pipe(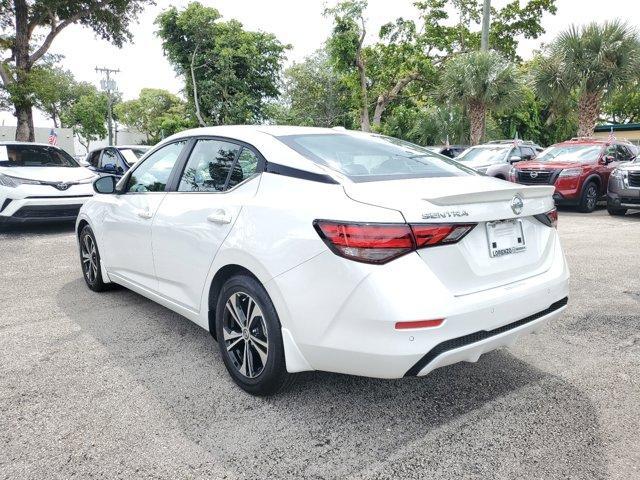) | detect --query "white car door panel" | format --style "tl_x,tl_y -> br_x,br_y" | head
101,140 -> 187,291
151,139 -> 261,312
